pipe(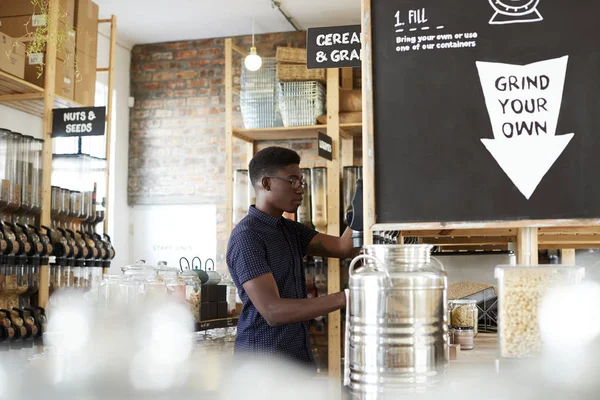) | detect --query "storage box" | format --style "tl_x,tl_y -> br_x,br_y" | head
0,0 -> 74,25
0,32 -> 25,78
24,52 -> 74,98
0,16 -> 74,61
217,302 -> 228,319
276,47 -> 306,64
74,0 -> 98,57
495,265 -> 585,358
277,63 -> 326,84
74,49 -> 95,105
